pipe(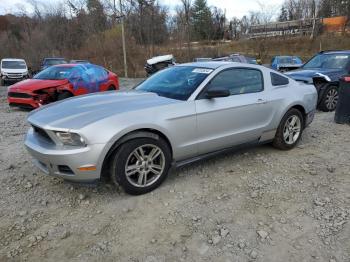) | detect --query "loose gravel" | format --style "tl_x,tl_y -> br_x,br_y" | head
0,79 -> 349,262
